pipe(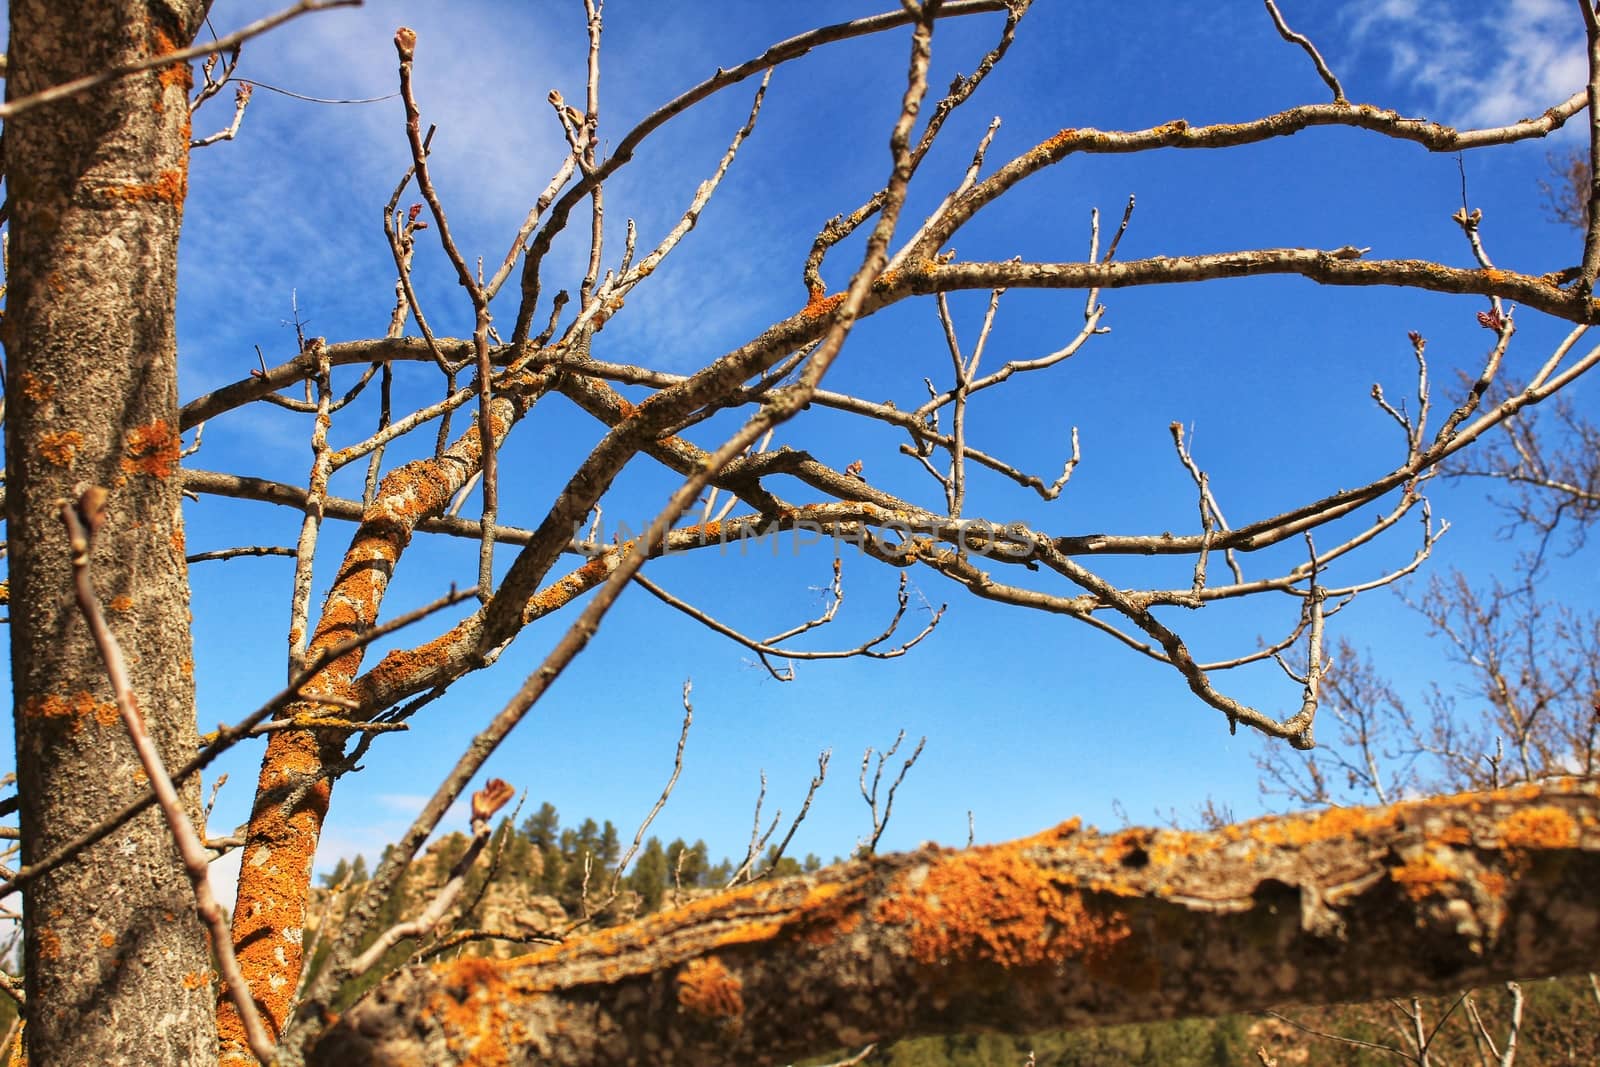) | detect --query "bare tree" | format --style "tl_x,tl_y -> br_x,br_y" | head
1542,145 -> 1591,231
8,3 -> 1600,1065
